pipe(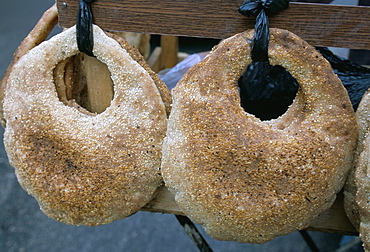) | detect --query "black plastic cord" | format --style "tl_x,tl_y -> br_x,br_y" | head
76,0 -> 95,56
